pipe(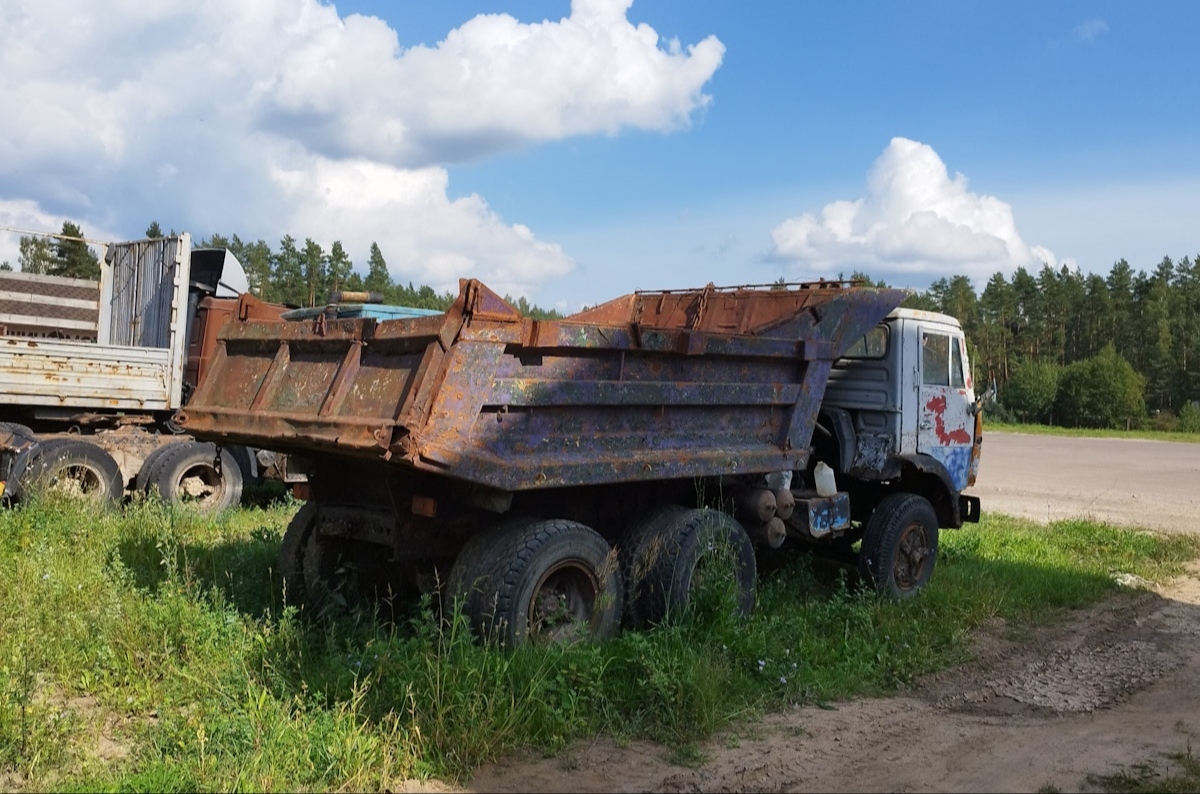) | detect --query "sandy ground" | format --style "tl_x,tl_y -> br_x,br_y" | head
426,433 -> 1200,793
